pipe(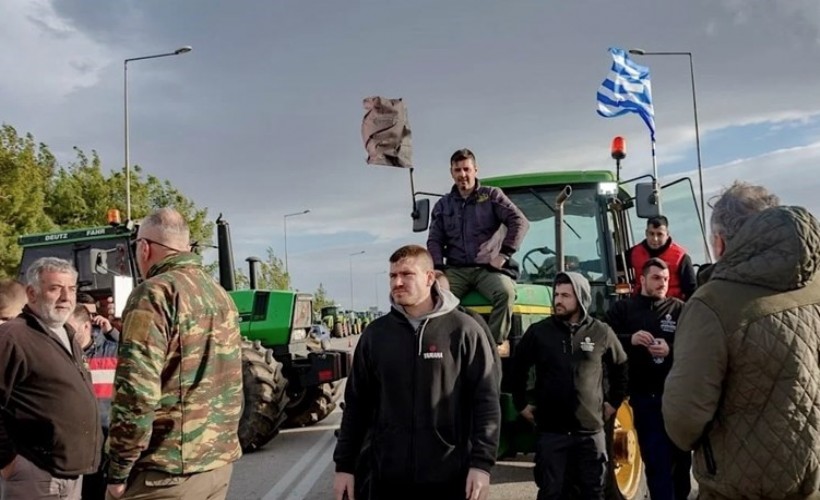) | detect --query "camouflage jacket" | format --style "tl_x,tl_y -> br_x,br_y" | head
107,252 -> 243,483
